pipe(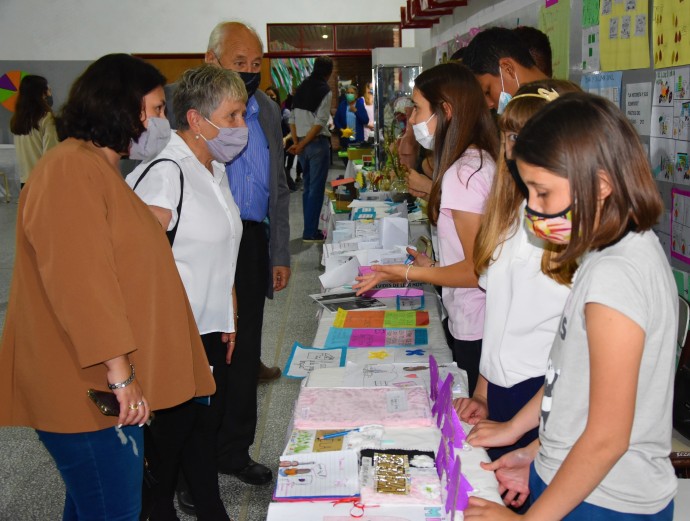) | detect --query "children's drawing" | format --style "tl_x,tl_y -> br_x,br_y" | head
284,343 -> 347,379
